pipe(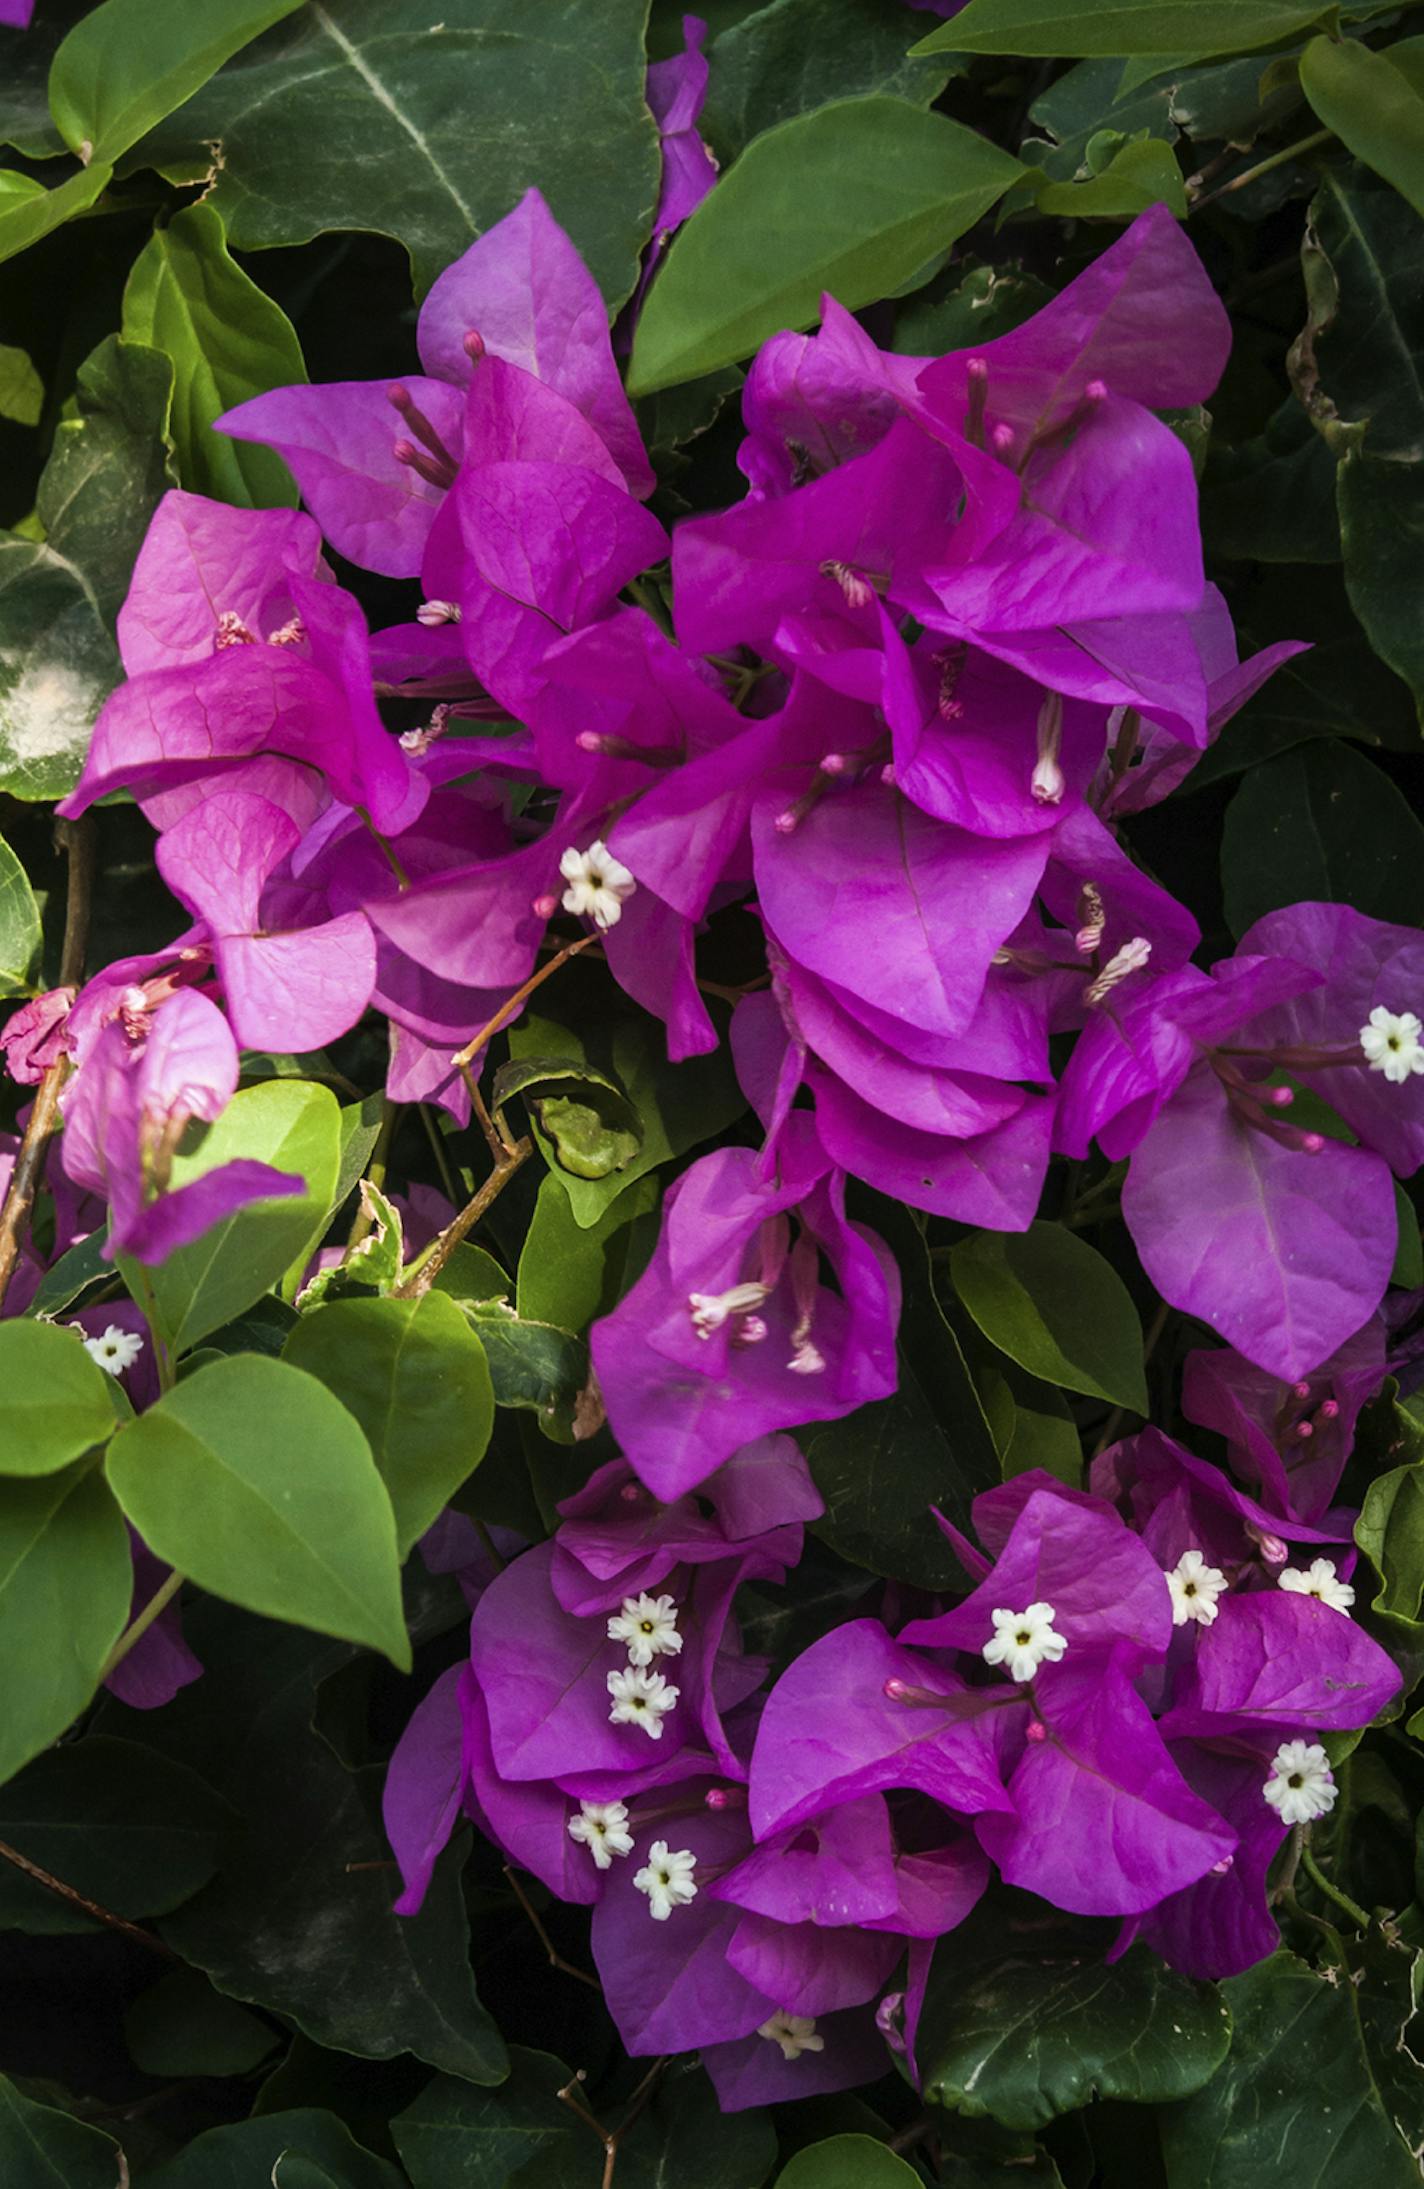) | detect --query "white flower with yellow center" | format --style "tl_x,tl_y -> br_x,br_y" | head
1359,1006 -> 1424,1085
633,1840 -> 697,1919
1263,1740 -> 1337,1826
74,1323 -> 144,1377
607,1664 -> 679,1740
1165,1548 -> 1229,1628
1278,1558 -> 1355,1615
758,2011 -> 825,2061
558,841 -> 635,930
566,1799 -> 634,1871
607,1592 -> 683,1669
981,1603 -> 1066,1684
